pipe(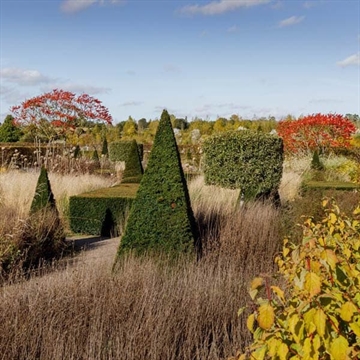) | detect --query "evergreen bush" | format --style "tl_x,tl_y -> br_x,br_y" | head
30,166 -> 57,214
121,139 -> 143,183
115,109 -> 198,258
203,131 -> 284,202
